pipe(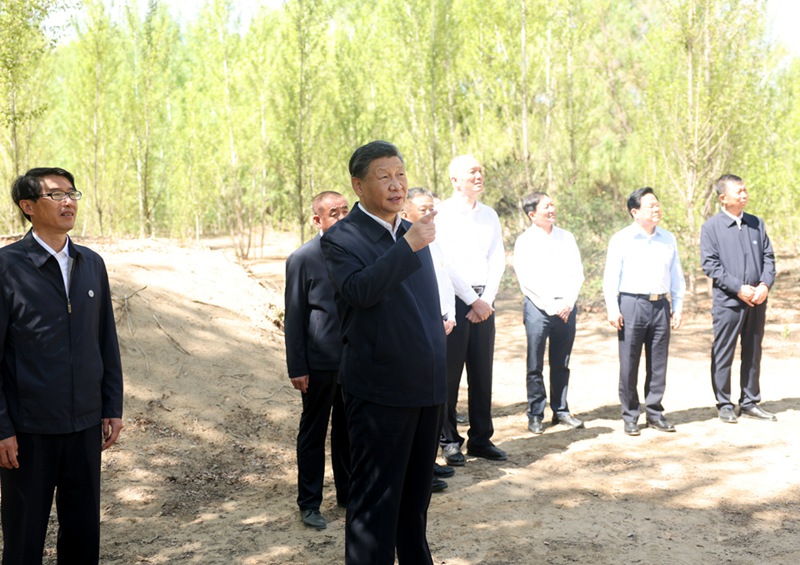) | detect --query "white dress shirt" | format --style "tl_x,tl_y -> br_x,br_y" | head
32,231 -> 73,295
430,242 -> 456,321
357,202 -> 403,240
435,197 -> 505,306
513,224 -> 583,315
602,222 -> 686,318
